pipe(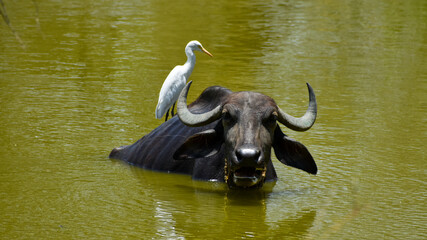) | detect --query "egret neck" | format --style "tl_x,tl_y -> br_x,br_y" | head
183,46 -> 197,80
